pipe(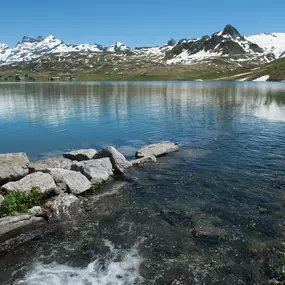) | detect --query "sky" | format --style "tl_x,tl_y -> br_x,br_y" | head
1,0 -> 285,48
